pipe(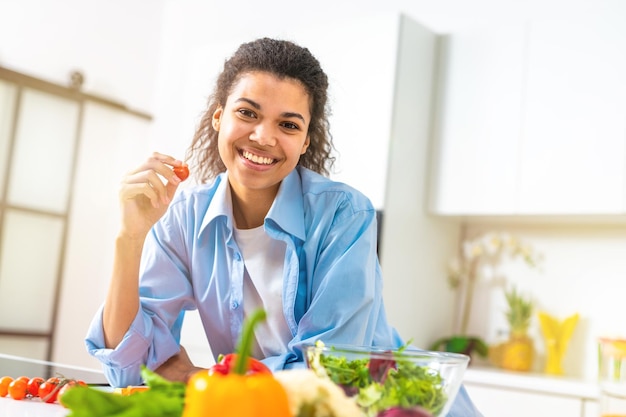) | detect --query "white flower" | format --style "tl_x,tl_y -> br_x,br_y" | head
457,231 -> 539,267
448,231 -> 541,335
274,369 -> 364,417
